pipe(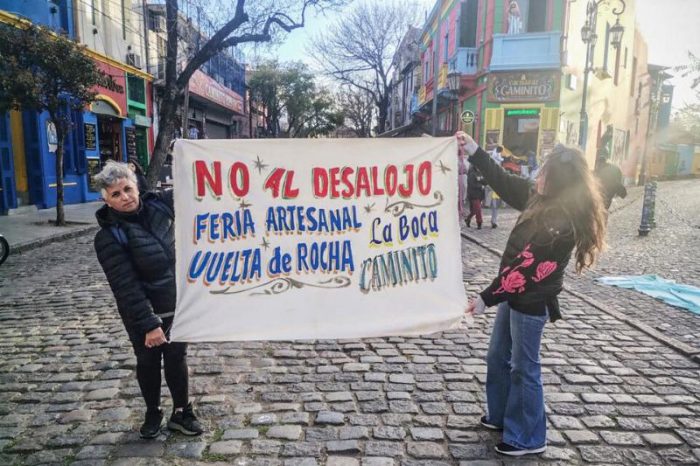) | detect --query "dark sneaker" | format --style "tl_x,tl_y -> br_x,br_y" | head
495,442 -> 546,456
480,415 -> 502,431
491,223 -> 498,228
168,403 -> 204,436
139,408 -> 163,439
